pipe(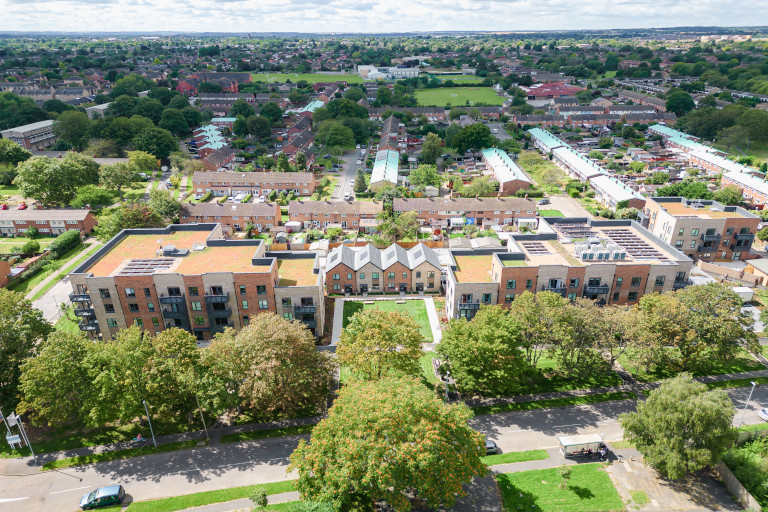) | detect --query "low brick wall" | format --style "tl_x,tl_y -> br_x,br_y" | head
714,460 -> 762,511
